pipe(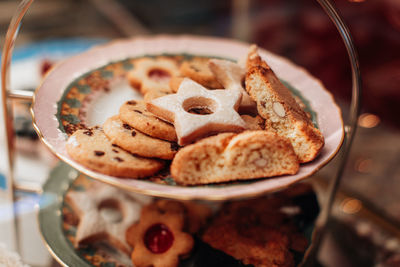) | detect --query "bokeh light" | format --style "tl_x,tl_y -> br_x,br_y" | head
358,113 -> 380,128
341,198 -> 363,214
